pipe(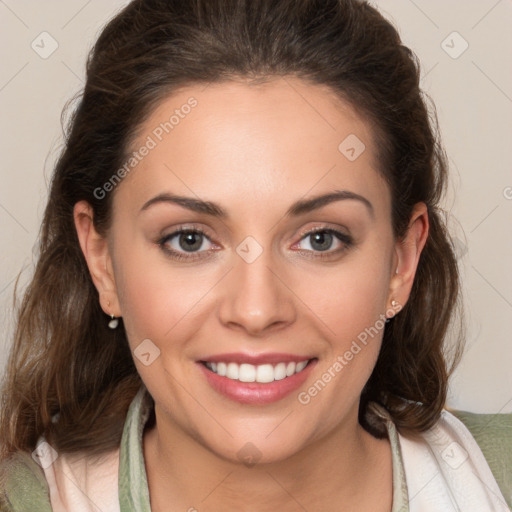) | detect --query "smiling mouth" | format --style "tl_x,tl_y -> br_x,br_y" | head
201,359 -> 316,384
